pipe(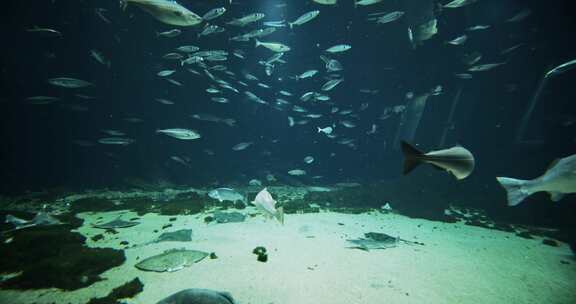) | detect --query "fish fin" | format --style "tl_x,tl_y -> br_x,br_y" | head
276,206 -> 284,224
549,192 -> 565,202
545,158 -> 561,172
496,177 -> 532,206
400,141 -> 424,175
255,39 -> 261,48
